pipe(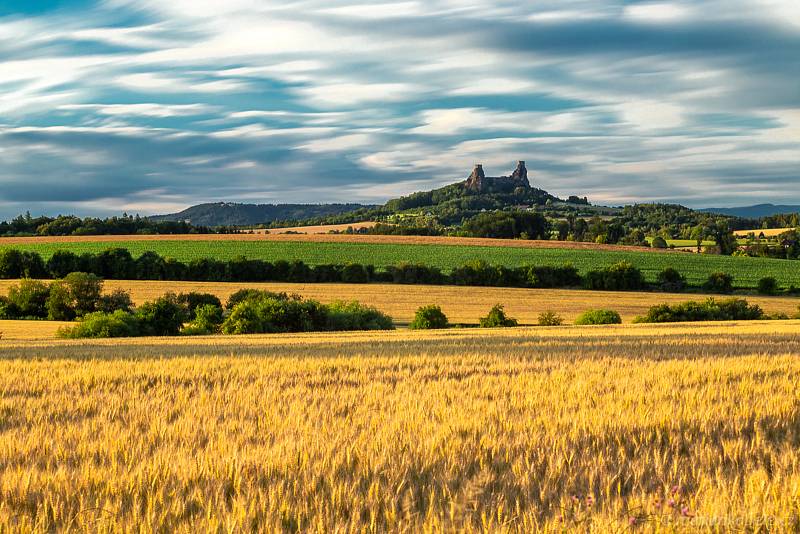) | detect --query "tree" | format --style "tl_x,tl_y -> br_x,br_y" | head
711,221 -> 738,255
7,279 -> 50,318
463,211 -> 549,240
409,305 -> 449,330
46,272 -> 104,321
134,293 -> 187,336
555,220 -> 570,240
479,304 -> 518,328
690,225 -> 708,253
63,272 -> 103,316
46,251 -> 81,278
